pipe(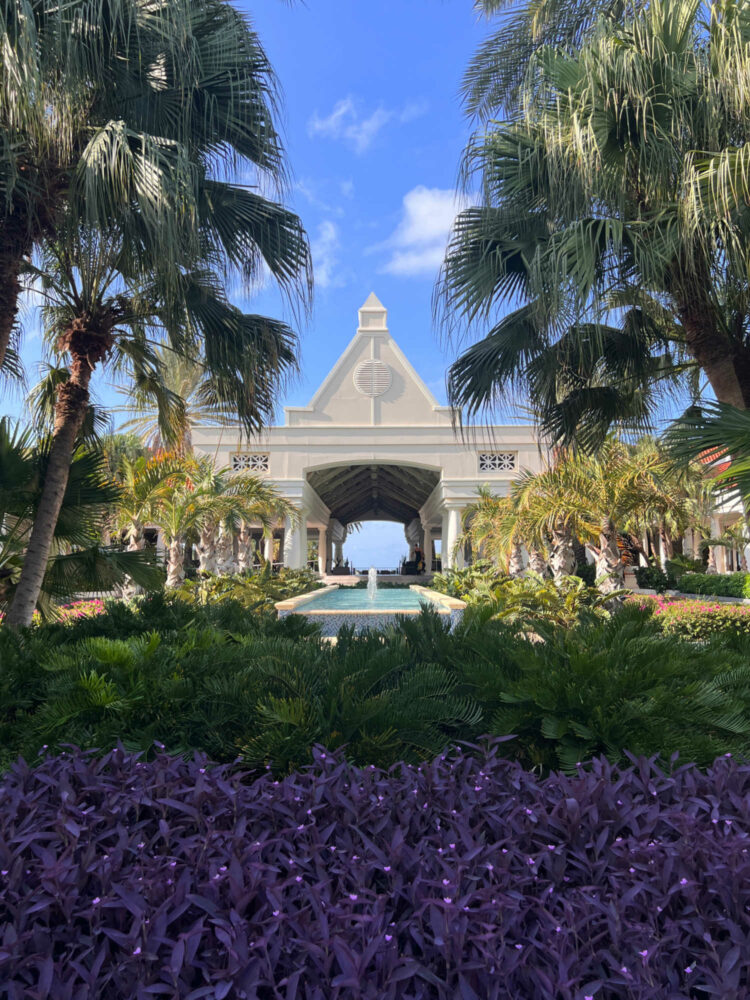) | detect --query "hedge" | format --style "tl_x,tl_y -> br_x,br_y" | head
634,596 -> 750,640
2,745 -> 750,998
678,571 -> 750,599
